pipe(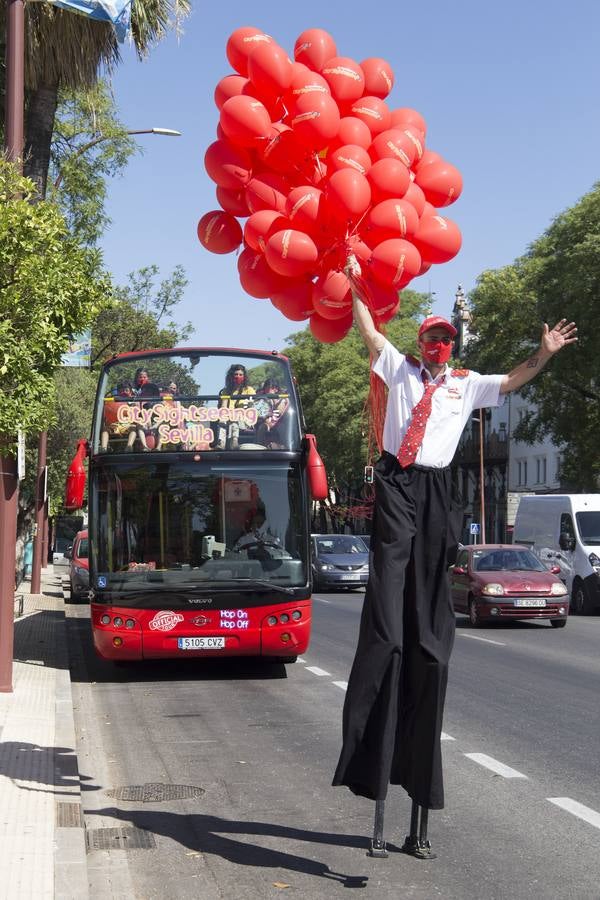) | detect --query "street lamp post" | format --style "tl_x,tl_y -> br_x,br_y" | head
29,125 -> 182,595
